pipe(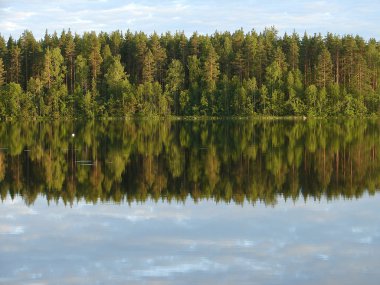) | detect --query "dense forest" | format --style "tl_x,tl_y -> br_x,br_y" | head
0,28 -> 380,118
1,120 -> 379,205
